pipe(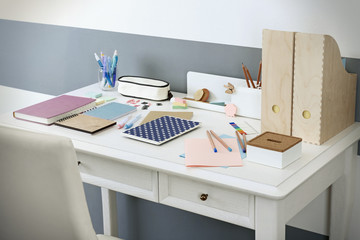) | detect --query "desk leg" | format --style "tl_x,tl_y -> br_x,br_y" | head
329,144 -> 357,240
101,188 -> 118,237
255,197 -> 285,240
